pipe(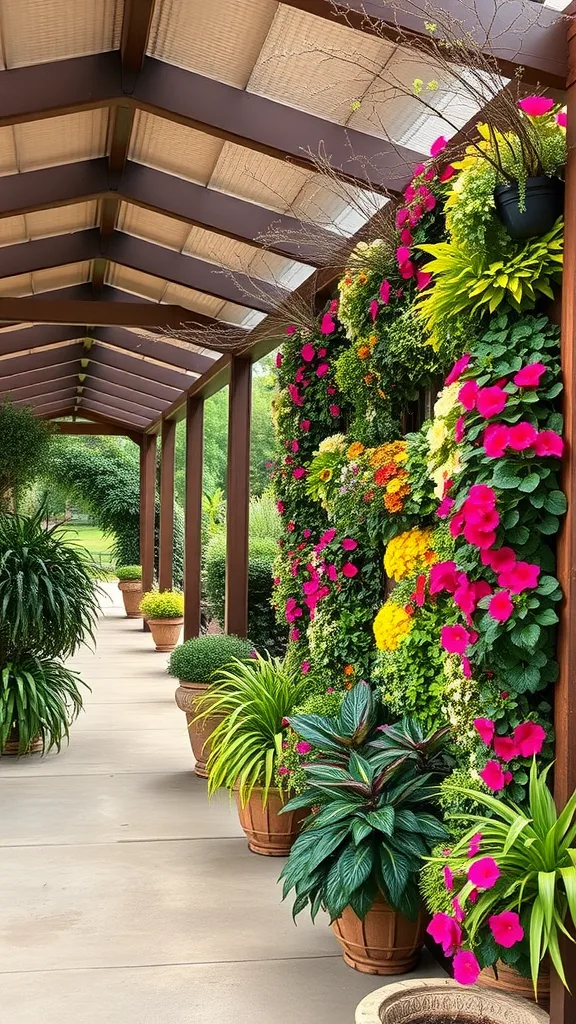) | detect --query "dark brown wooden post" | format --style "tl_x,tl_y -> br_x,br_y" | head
140,432 -> 157,629
225,356 -> 252,636
550,24 -> 576,1024
184,395 -> 204,639
159,418 -> 176,592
